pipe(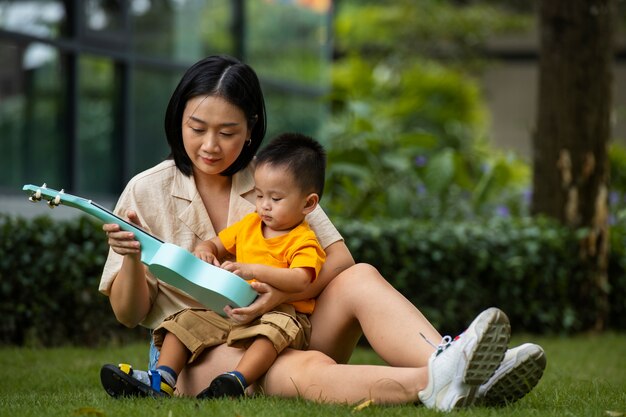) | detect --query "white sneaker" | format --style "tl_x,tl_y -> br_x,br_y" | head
418,307 -> 511,412
476,343 -> 546,406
